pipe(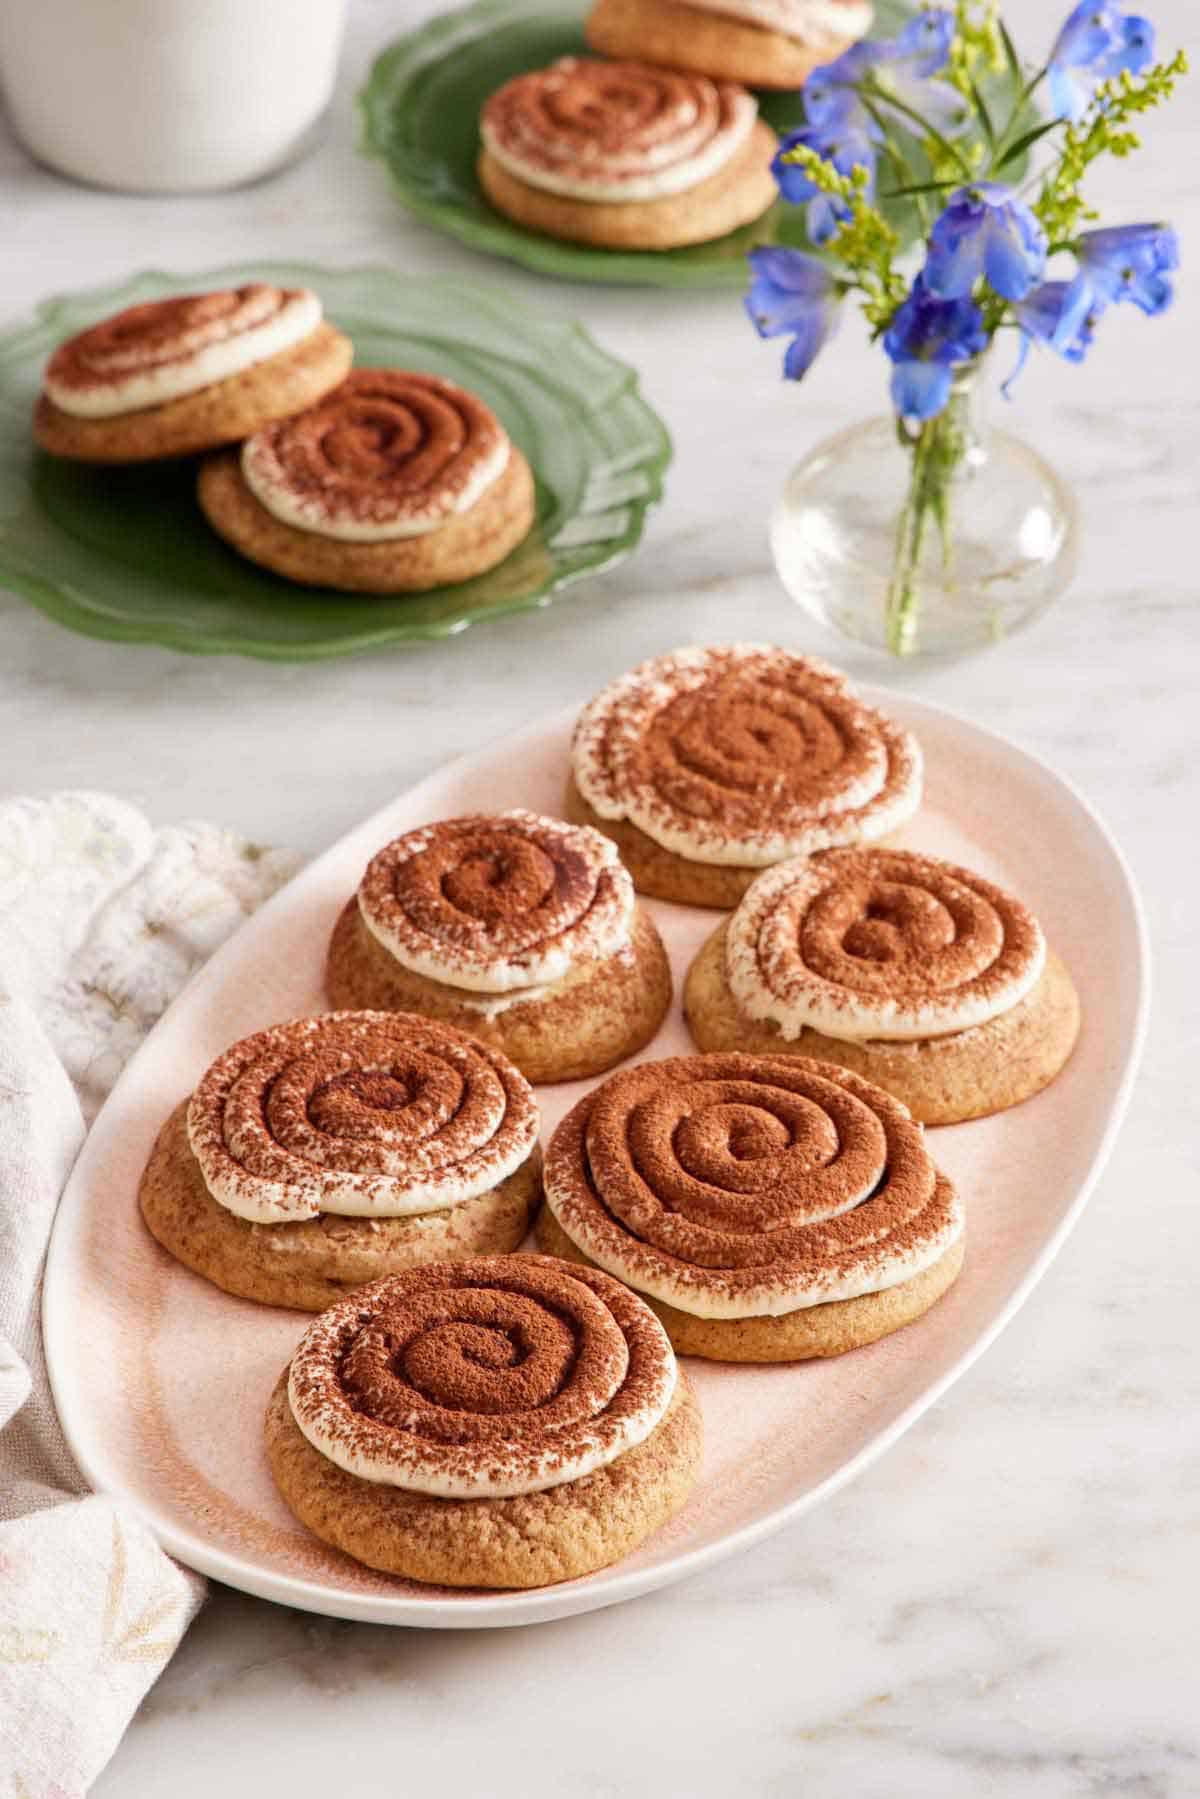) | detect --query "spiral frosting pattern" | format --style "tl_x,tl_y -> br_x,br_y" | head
240,370 -> 511,542
545,1054 -> 961,1317
187,1012 -> 538,1225
726,849 -> 1047,1042
572,644 -> 922,867
44,285 -> 323,419
481,58 -> 757,202
357,810 -> 635,995
286,1256 -> 677,1497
